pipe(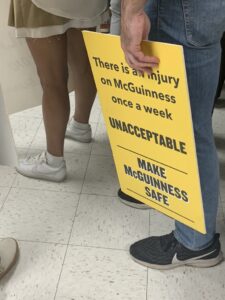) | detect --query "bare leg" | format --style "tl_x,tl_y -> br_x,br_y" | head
26,34 -> 69,156
67,28 -> 97,124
